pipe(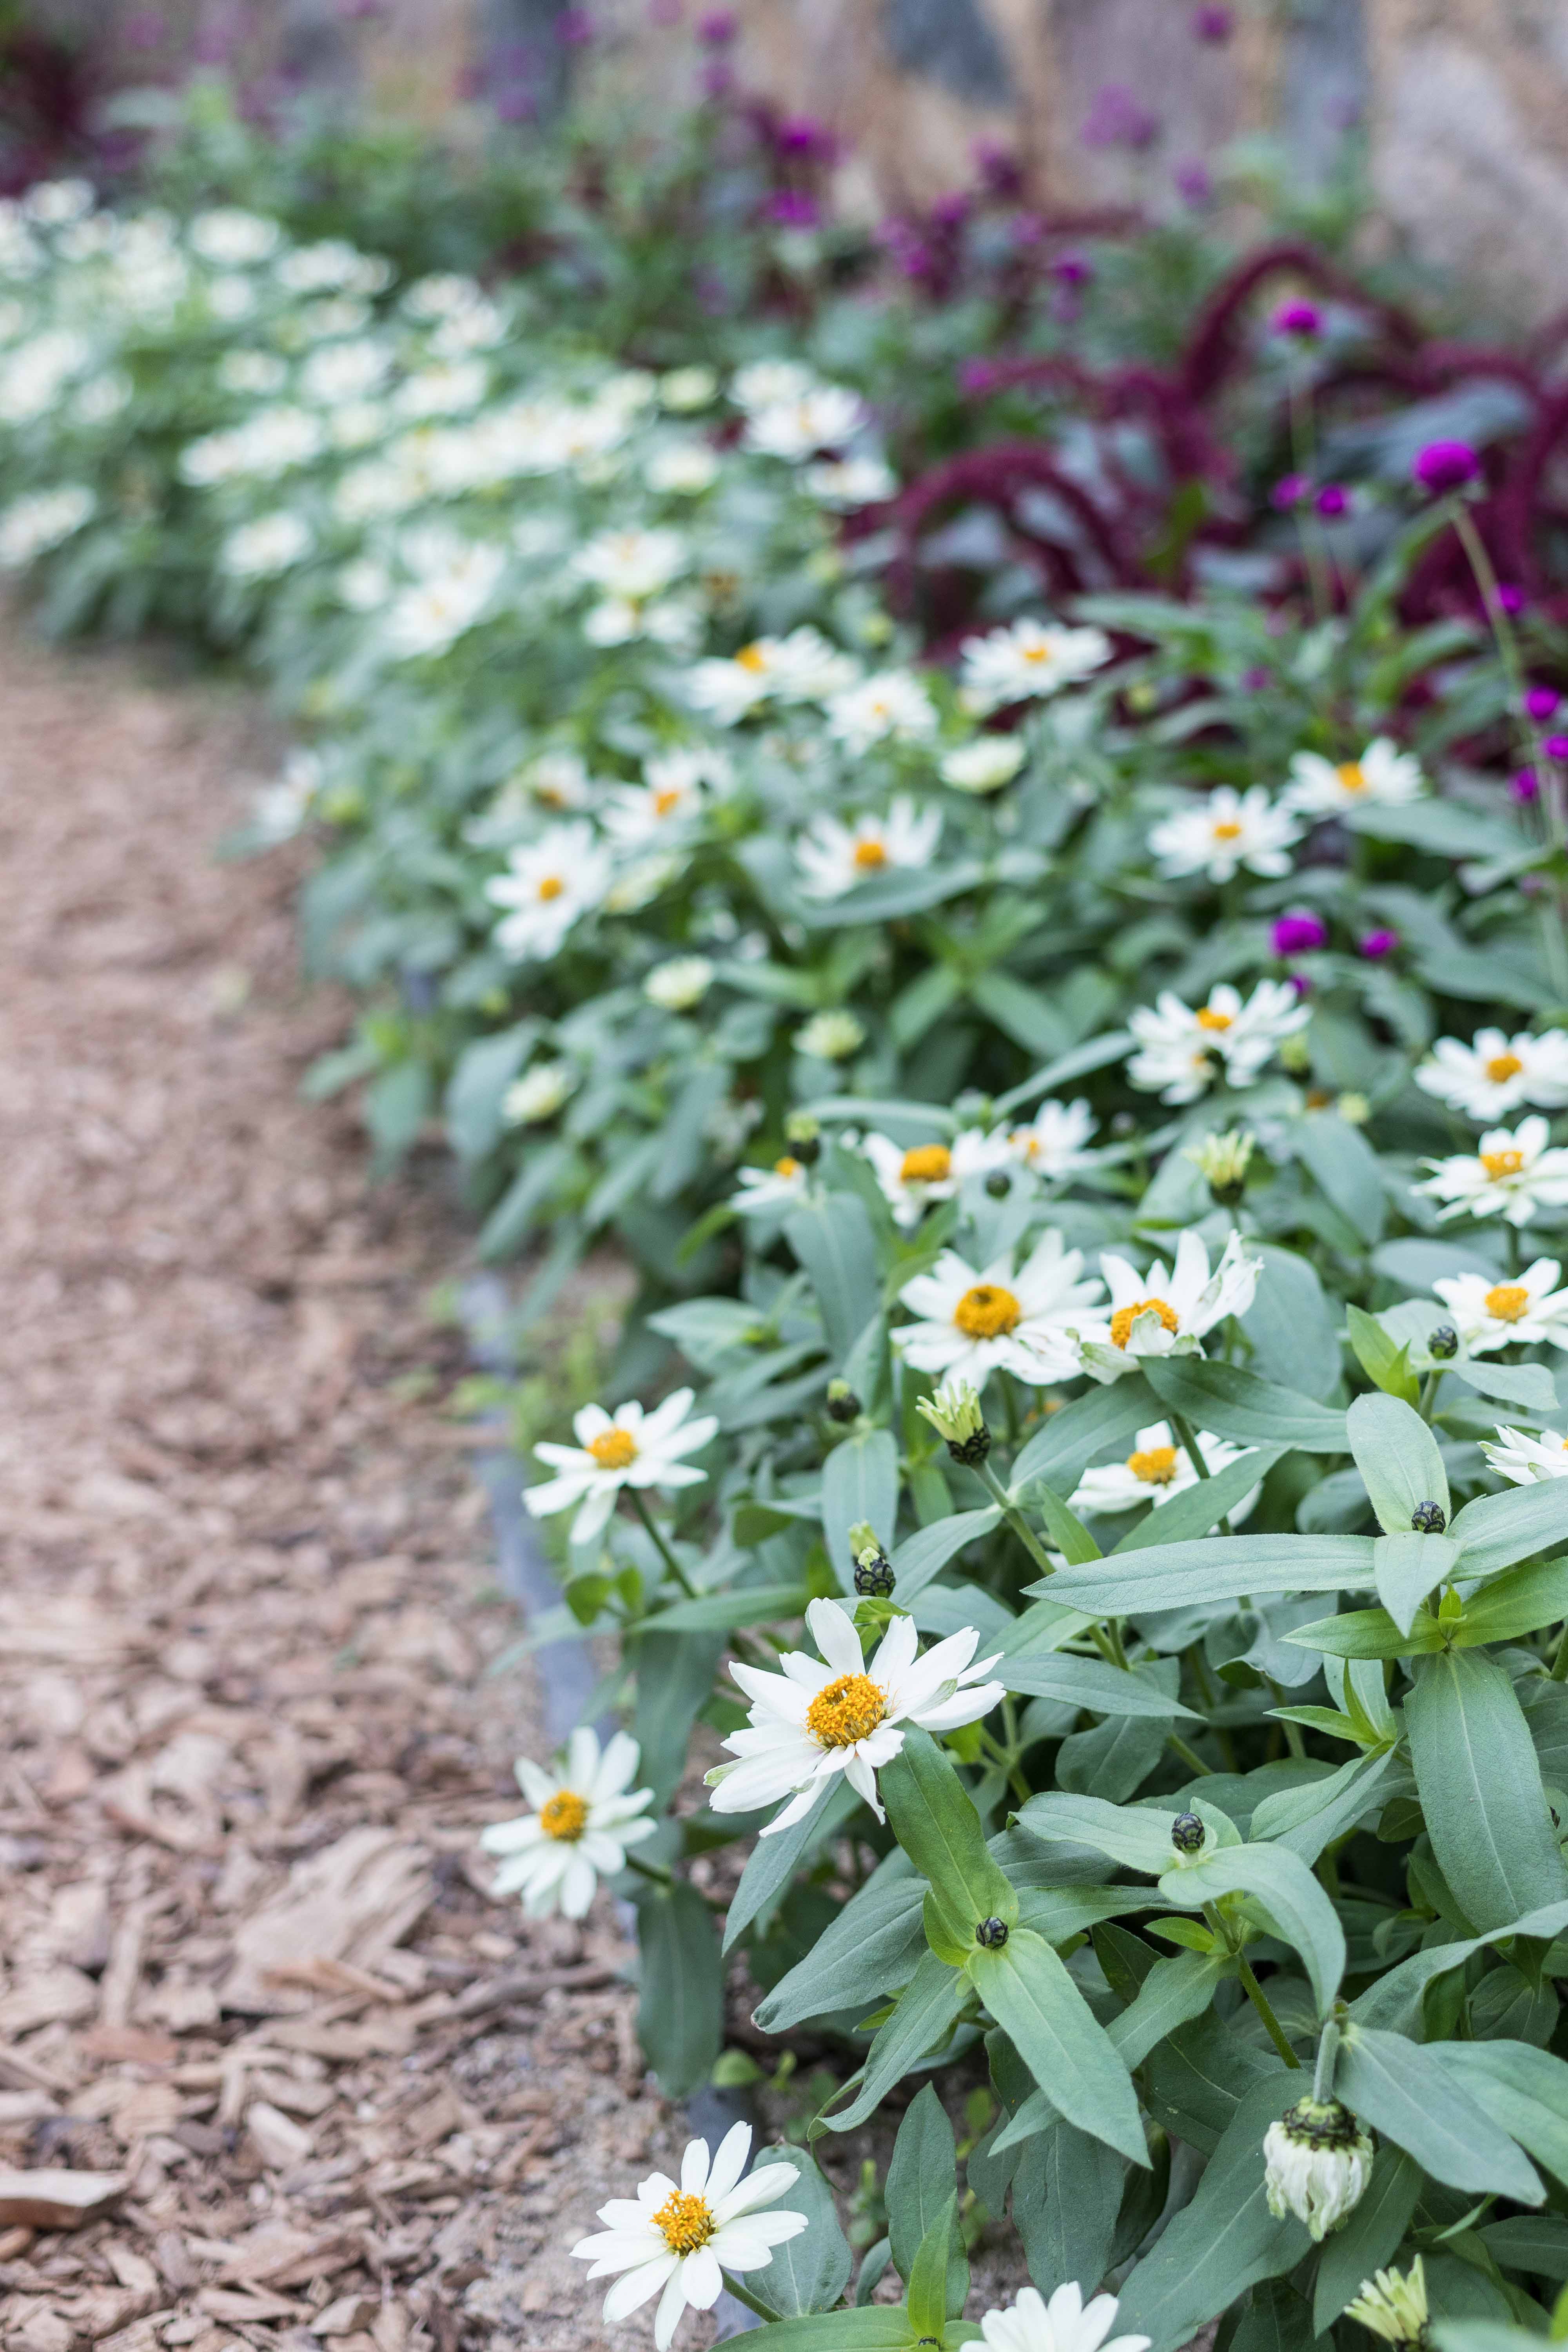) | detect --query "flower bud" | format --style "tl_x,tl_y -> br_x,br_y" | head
1170,1810 -> 1205,1854
785,1111 -> 822,1165
825,1379 -> 860,1424
1410,1499 -> 1446,1534
1428,1323 -> 1458,1359
975,1917 -> 1009,1947
985,1169 -> 1011,1197
1346,2258 -> 1428,2346
1262,2097 -> 1374,2241
916,1378 -> 991,1466
848,1522 -> 896,1598
1185,1127 -> 1255,1207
